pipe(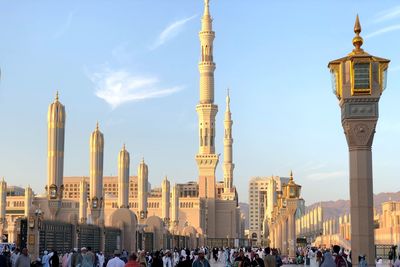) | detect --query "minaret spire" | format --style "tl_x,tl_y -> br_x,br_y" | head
223,88 -> 234,192
196,0 -> 218,238
47,92 -> 65,202
202,0 -> 212,32
89,122 -> 104,224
